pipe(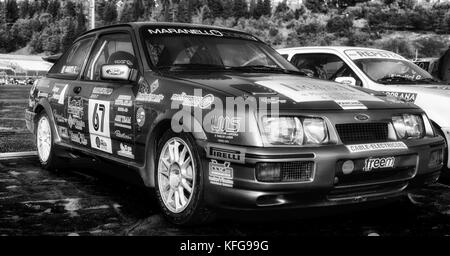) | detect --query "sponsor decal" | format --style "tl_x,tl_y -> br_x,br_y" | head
115,123 -> 132,129
53,110 -> 67,124
346,142 -> 408,153
90,134 -> 112,153
61,65 -> 79,74
345,50 -> 404,60
117,107 -> 129,113
68,97 -> 84,119
51,84 -> 68,105
207,147 -> 245,164
70,131 -> 88,146
113,59 -> 134,66
136,79 -> 164,103
67,115 -> 85,131
37,91 -> 48,98
58,126 -> 69,138
335,100 -> 367,110
260,97 -> 287,104
117,143 -> 135,159
364,157 -> 395,172
148,28 -> 224,37
211,116 -> 240,141
88,99 -> 111,152
171,92 -> 214,109
115,95 -> 133,107
255,80 -> 382,103
383,91 -> 417,103
114,130 -> 133,140
115,115 -> 131,124
92,87 -> 113,95
136,107 -> 146,127
209,160 -> 233,188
